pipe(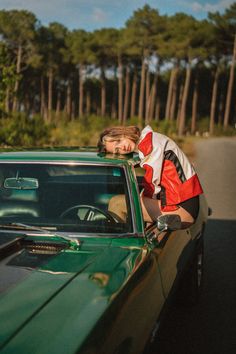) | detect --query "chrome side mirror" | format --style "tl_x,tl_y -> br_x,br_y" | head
157,214 -> 182,232
148,214 -> 182,244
